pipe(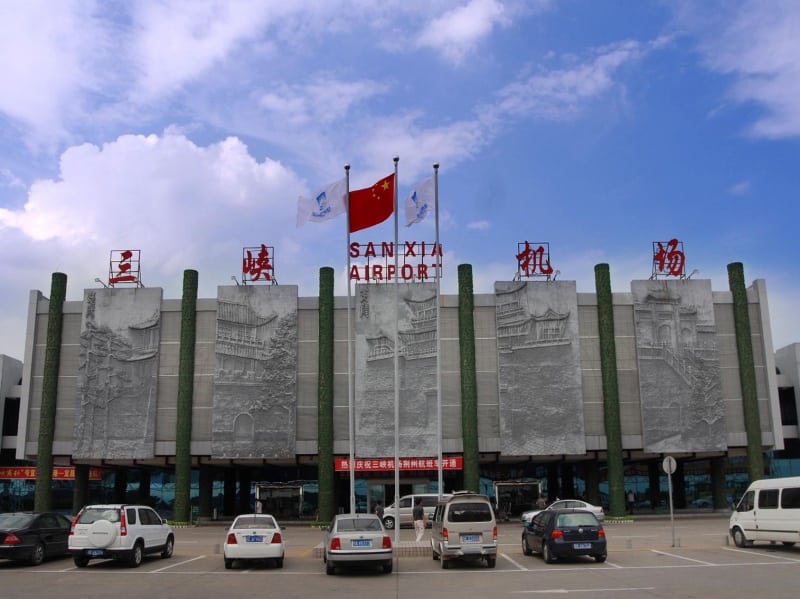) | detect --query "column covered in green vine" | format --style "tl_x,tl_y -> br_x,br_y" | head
34,272 -> 67,512
174,269 -> 198,522
594,264 -> 625,517
317,267 -> 335,522
727,262 -> 764,482
458,264 -> 479,493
